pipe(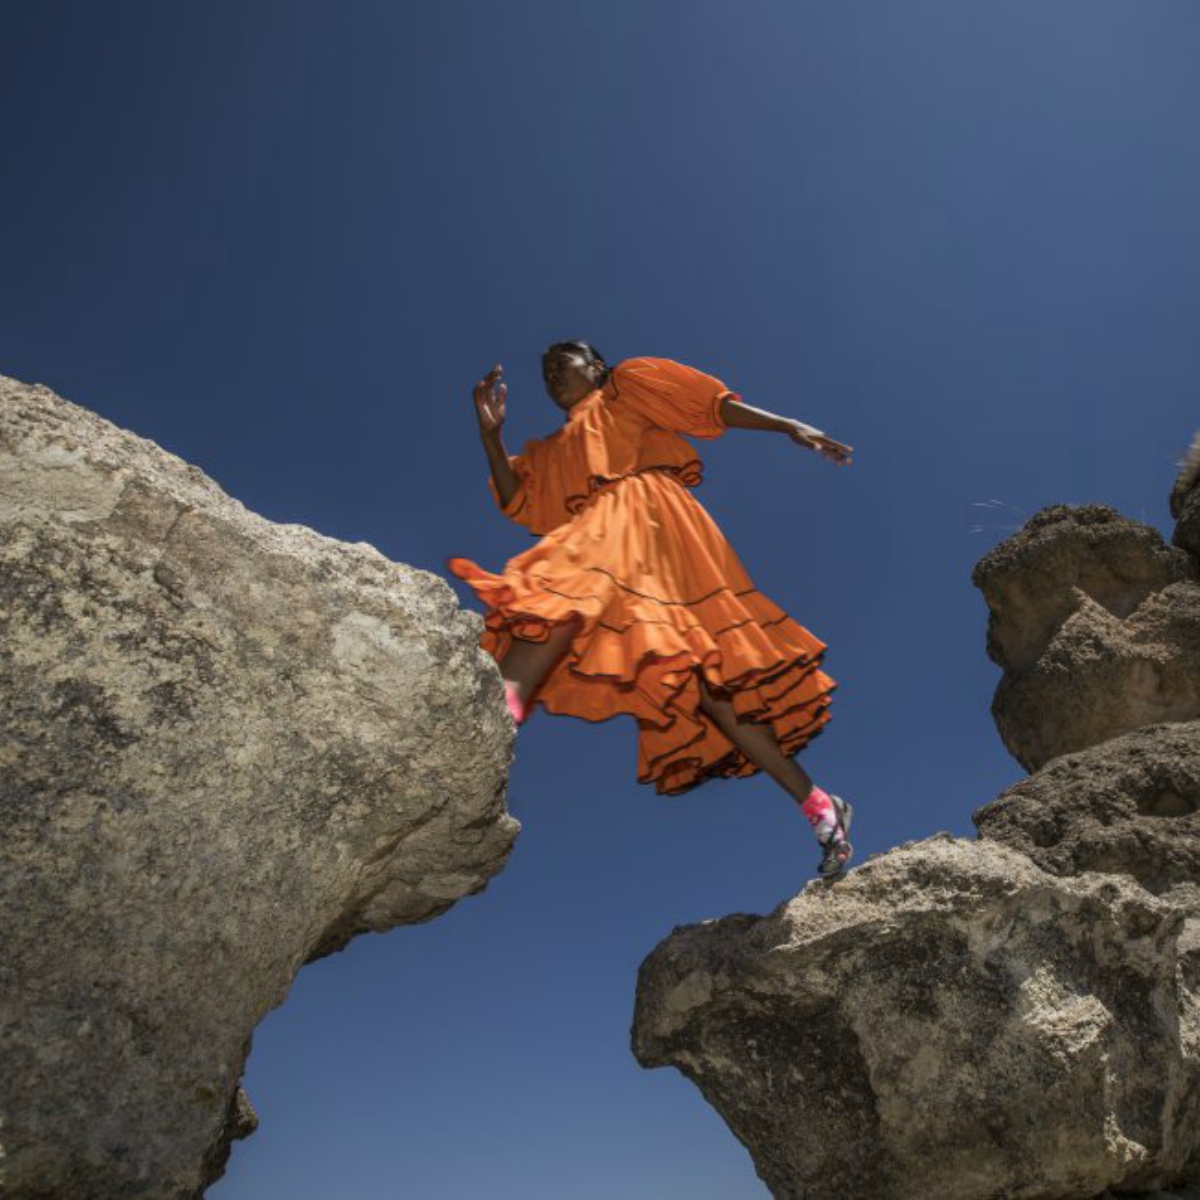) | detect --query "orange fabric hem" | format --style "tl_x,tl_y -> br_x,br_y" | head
444,554 -> 838,797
